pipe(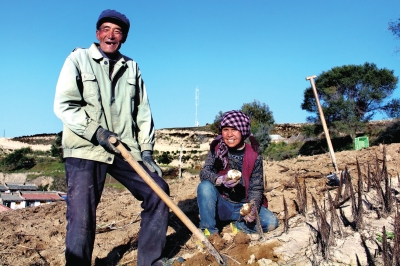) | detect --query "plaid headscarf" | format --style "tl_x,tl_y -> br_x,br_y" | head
218,110 -> 251,139
211,110 -> 258,169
